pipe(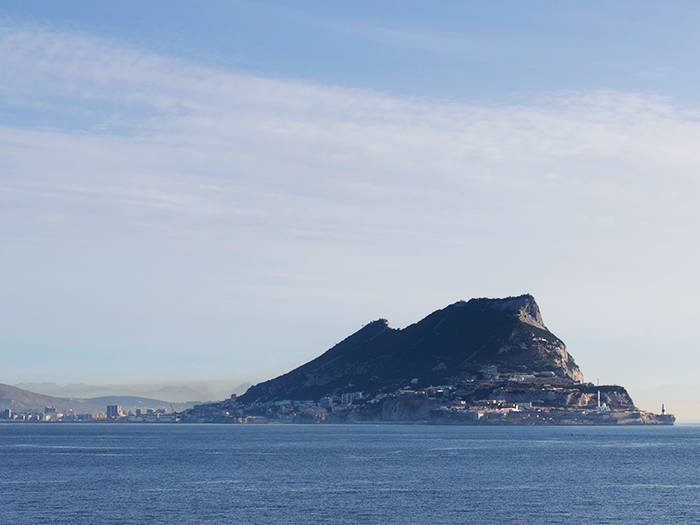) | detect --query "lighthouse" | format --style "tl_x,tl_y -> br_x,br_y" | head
662,404 -> 665,415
